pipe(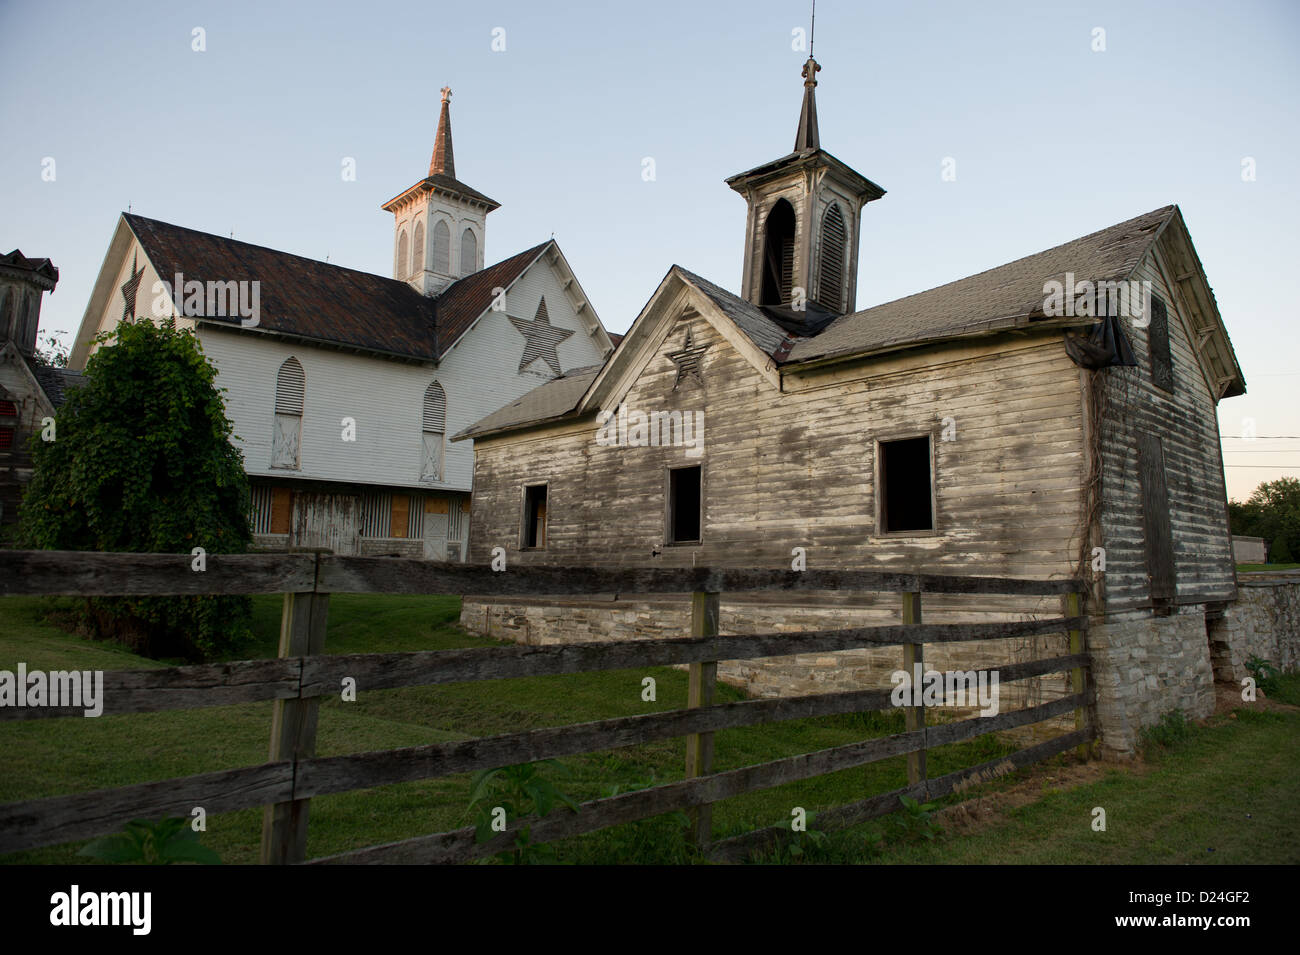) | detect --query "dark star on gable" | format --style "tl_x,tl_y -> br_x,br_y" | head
120,252 -> 146,323
509,297 -> 573,377
667,326 -> 709,390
